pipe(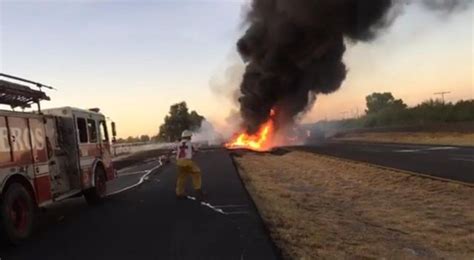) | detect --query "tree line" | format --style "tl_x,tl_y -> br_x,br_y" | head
117,95 -> 473,143
115,101 -> 204,144
115,135 -> 153,144
317,92 -> 474,130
